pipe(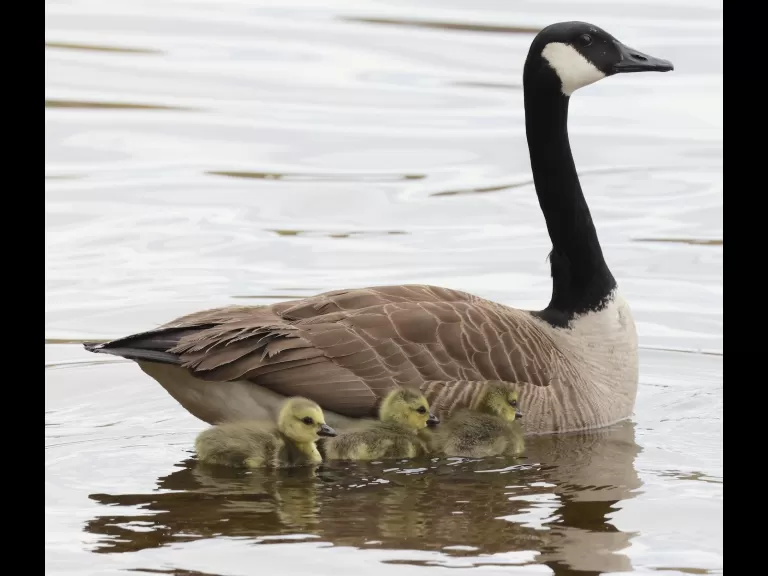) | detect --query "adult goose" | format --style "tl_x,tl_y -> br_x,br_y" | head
84,22 -> 673,435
